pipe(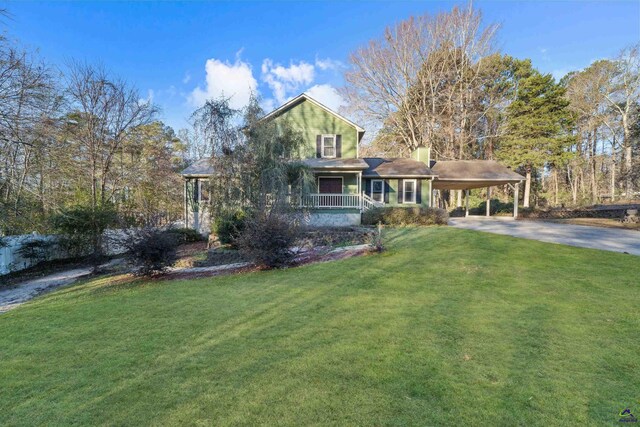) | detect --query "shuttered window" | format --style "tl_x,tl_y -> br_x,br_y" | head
403,179 -> 416,204
321,134 -> 336,158
371,179 -> 384,202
